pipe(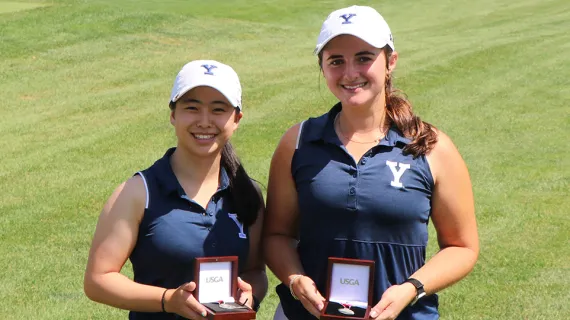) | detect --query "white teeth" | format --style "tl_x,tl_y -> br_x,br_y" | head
194,134 -> 215,139
343,83 -> 366,90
